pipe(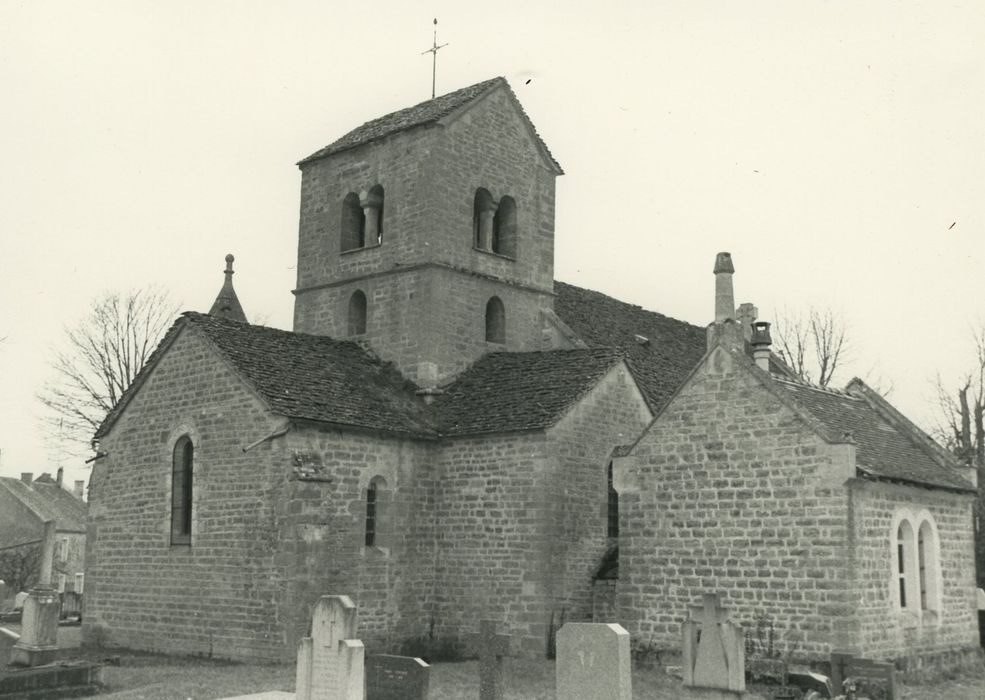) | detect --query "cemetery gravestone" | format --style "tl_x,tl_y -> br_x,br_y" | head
469,620 -> 509,700
555,623 -> 632,700
0,627 -> 20,666
829,652 -> 897,700
682,593 -> 745,693
366,654 -> 430,700
295,595 -> 364,700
